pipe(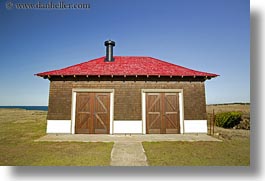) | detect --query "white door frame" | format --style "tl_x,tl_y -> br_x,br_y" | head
141,89 -> 184,134
71,88 -> 115,134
